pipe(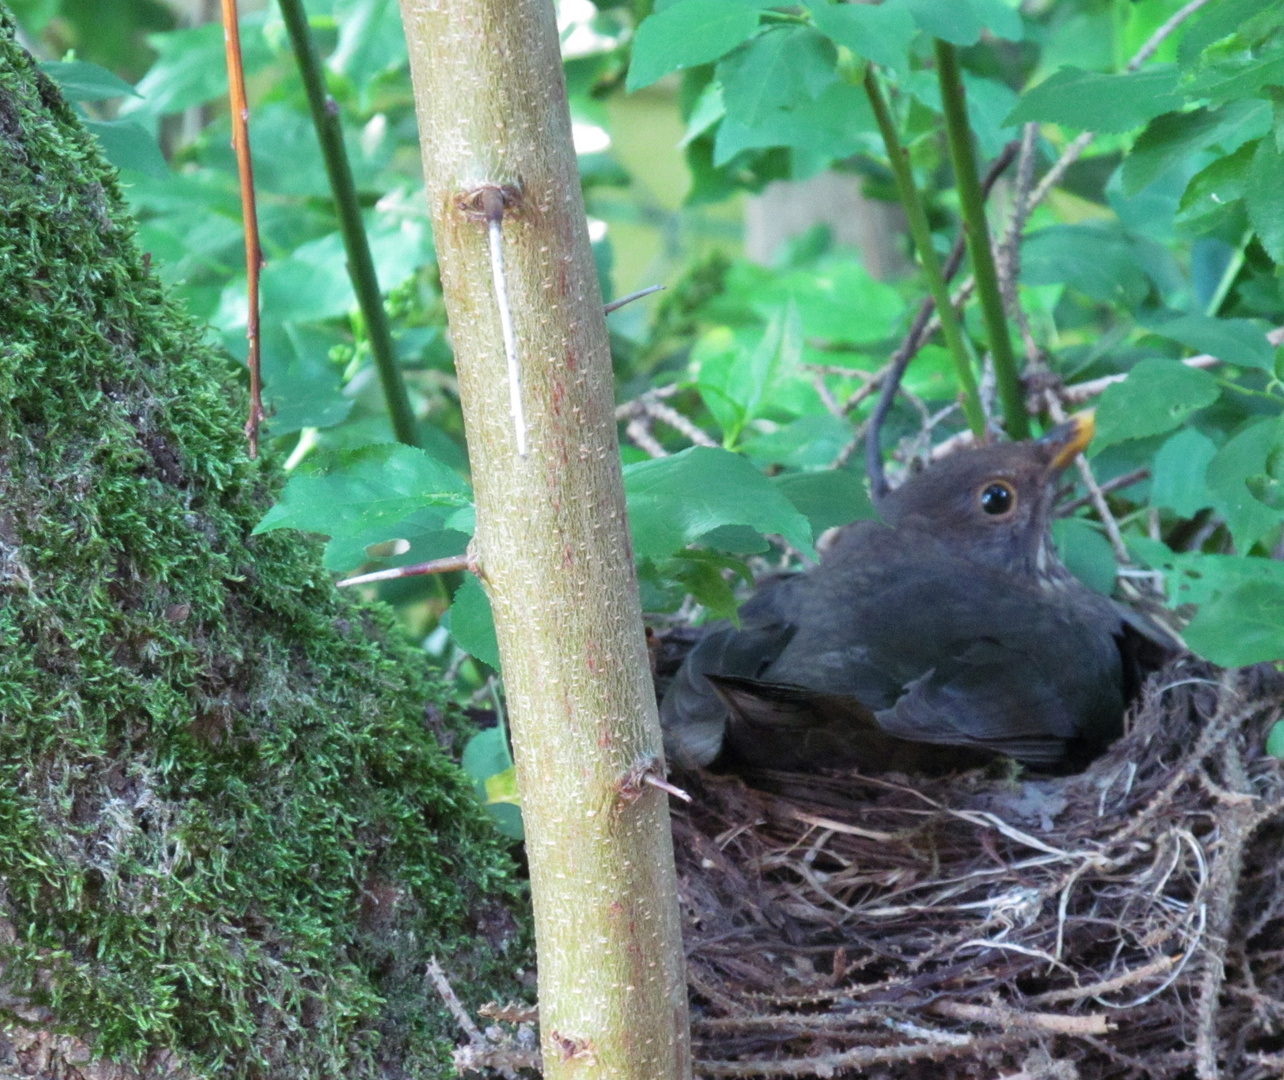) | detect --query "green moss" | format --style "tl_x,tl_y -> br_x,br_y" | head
0,11 -> 528,1076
